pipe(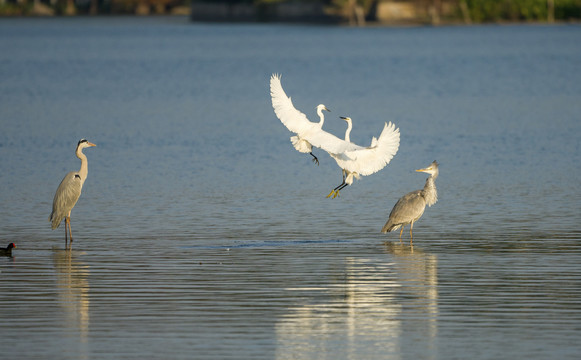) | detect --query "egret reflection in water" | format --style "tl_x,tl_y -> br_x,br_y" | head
275,245 -> 438,359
